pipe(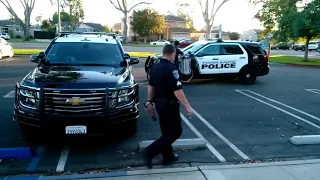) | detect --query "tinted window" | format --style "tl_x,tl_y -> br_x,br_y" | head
246,45 -> 265,55
182,44 -> 206,54
201,45 -> 219,56
45,42 -> 122,66
220,45 -> 243,55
